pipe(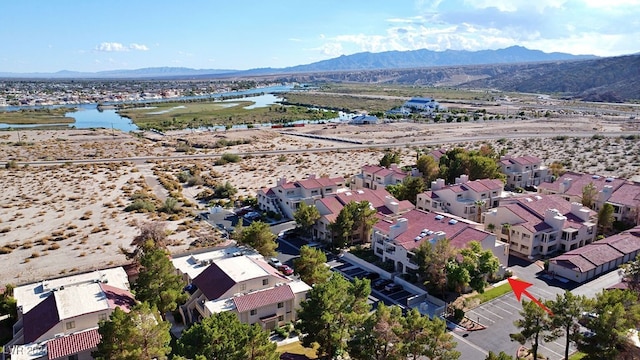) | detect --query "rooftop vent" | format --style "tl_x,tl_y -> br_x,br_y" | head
592,175 -> 600,179
605,177 -> 614,182
435,214 -> 445,220
448,219 -> 458,225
